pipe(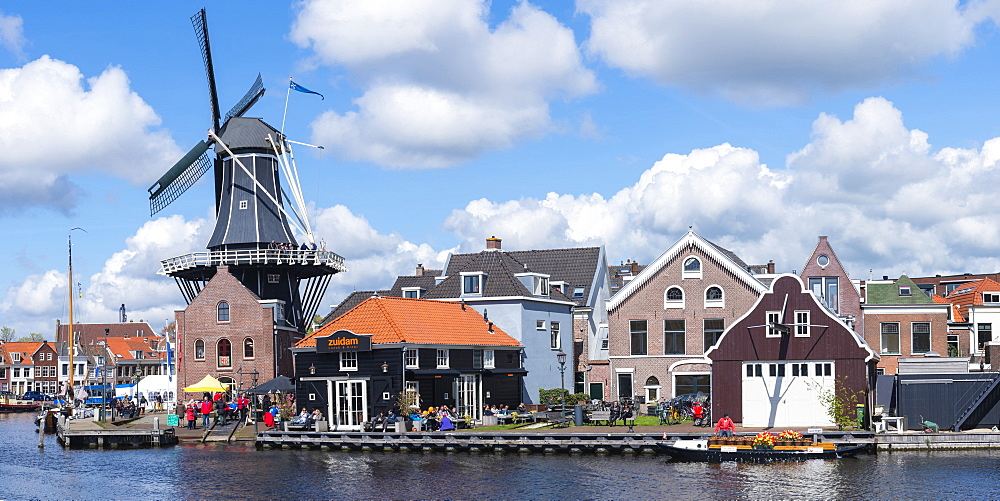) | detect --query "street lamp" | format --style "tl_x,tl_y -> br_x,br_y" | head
556,351 -> 567,418
249,369 -> 259,434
